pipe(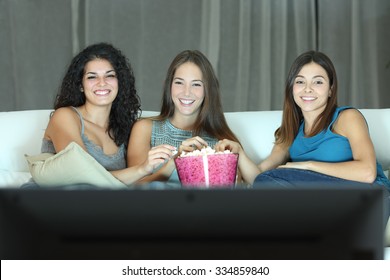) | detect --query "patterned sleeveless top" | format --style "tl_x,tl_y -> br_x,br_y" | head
151,118 -> 219,148
41,107 -> 126,171
151,118 -> 219,182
